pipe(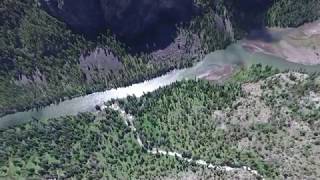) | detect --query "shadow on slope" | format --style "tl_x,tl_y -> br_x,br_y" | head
40,0 -> 199,53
